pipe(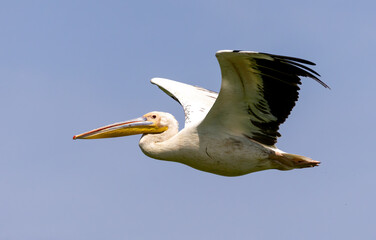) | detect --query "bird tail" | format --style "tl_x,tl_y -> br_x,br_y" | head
270,152 -> 320,170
